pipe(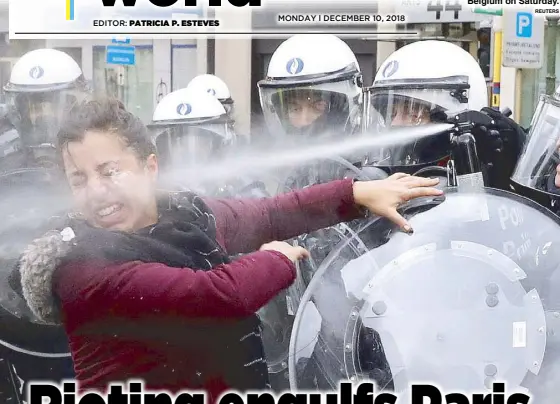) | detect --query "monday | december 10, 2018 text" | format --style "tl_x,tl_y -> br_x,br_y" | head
26,381 -> 531,404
